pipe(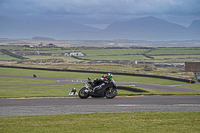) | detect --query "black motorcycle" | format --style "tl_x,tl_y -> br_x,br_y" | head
78,78 -> 118,99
